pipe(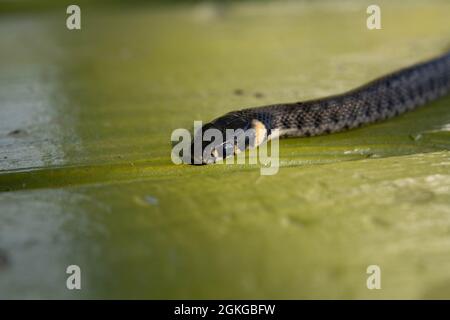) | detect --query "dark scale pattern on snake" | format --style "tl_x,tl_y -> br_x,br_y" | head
191,51 -> 450,164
